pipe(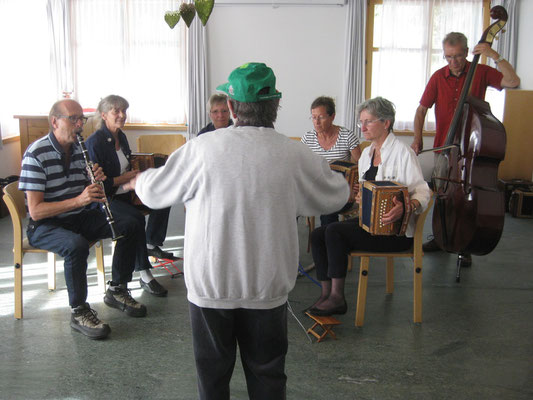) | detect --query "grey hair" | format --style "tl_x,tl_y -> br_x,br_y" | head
207,93 -> 229,113
442,32 -> 468,52
311,96 -> 336,116
95,95 -> 129,130
229,98 -> 280,128
356,97 -> 396,132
